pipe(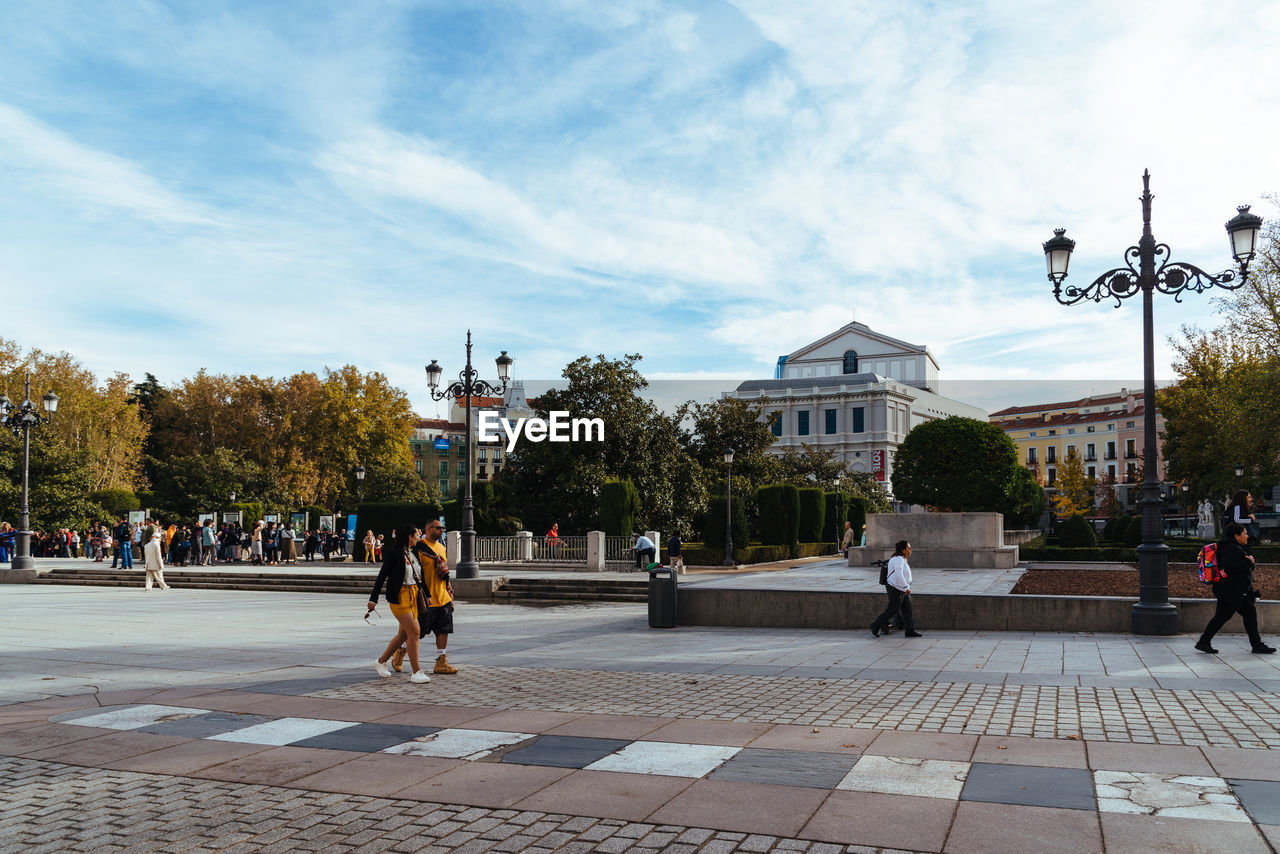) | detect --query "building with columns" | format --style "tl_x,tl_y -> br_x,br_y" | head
730,321 -> 986,495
